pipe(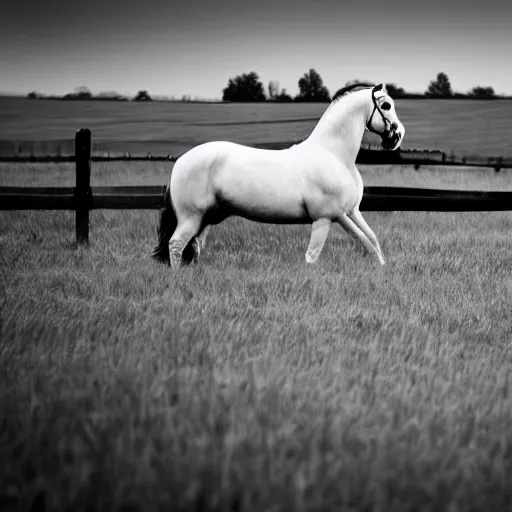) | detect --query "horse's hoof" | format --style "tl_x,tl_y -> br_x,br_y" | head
305,253 -> 318,264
